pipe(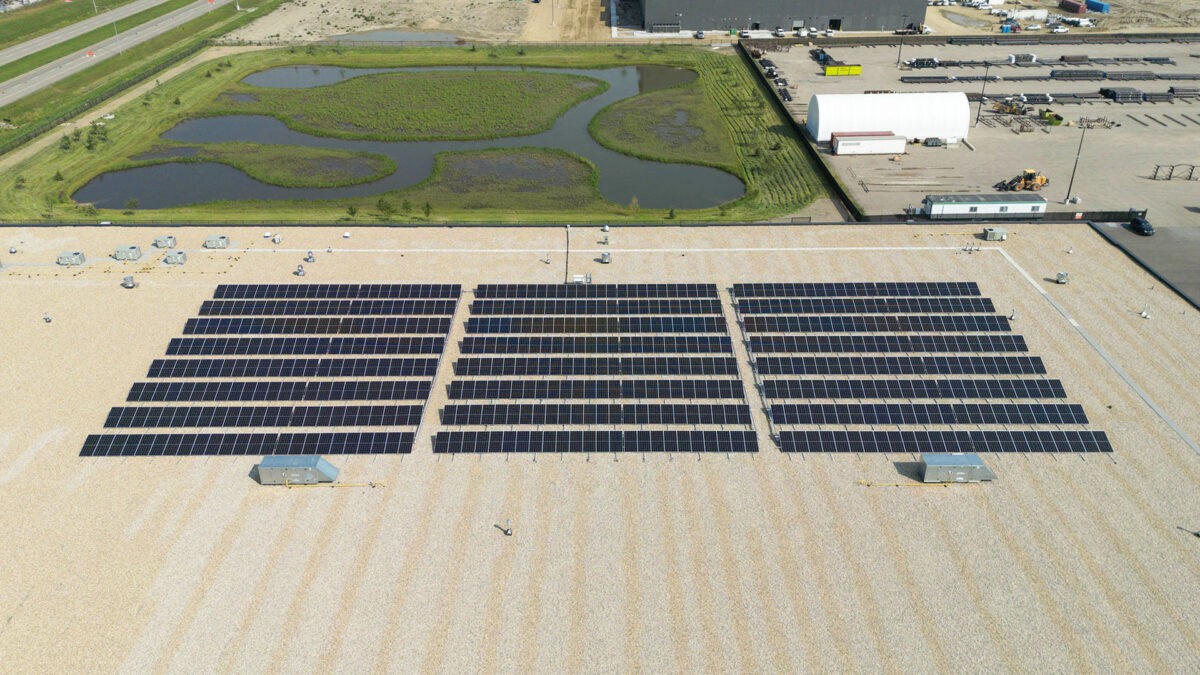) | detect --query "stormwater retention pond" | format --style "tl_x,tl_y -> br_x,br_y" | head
74,65 -> 746,210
